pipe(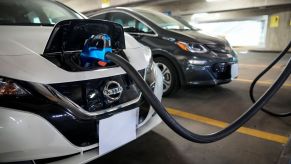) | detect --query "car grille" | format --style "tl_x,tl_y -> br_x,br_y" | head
211,63 -> 231,80
206,44 -> 230,54
50,69 -> 145,113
